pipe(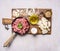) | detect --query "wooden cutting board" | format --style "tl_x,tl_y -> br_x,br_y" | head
2,8 -> 52,35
